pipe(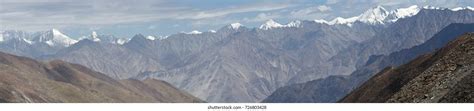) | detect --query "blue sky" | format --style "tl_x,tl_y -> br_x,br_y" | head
0,0 -> 472,38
